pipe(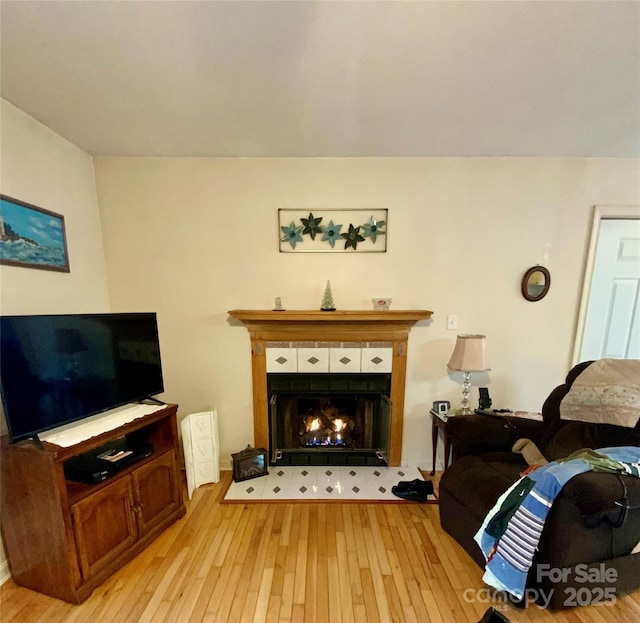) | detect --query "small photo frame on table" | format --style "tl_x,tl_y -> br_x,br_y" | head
0,194 -> 70,272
